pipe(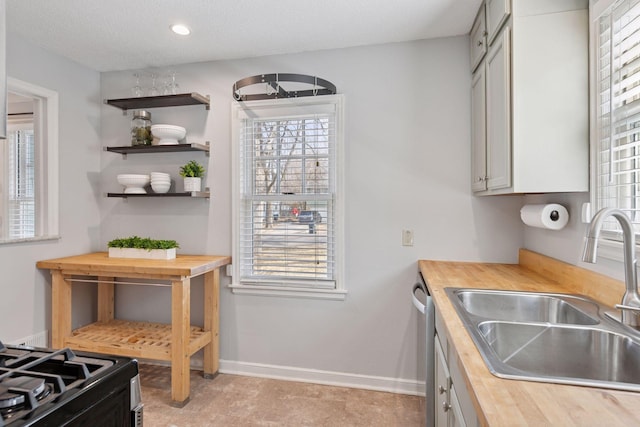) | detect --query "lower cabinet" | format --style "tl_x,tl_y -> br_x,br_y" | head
434,311 -> 479,427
